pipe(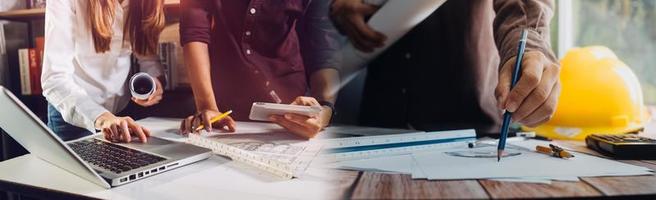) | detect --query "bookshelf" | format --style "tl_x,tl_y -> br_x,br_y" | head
0,0 -> 192,121
0,8 -> 44,21
0,0 -> 180,21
